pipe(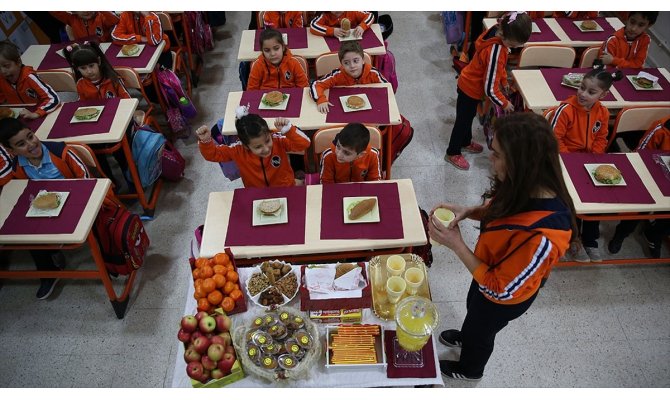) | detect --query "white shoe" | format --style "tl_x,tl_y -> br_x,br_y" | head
584,246 -> 602,262
568,243 -> 590,262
